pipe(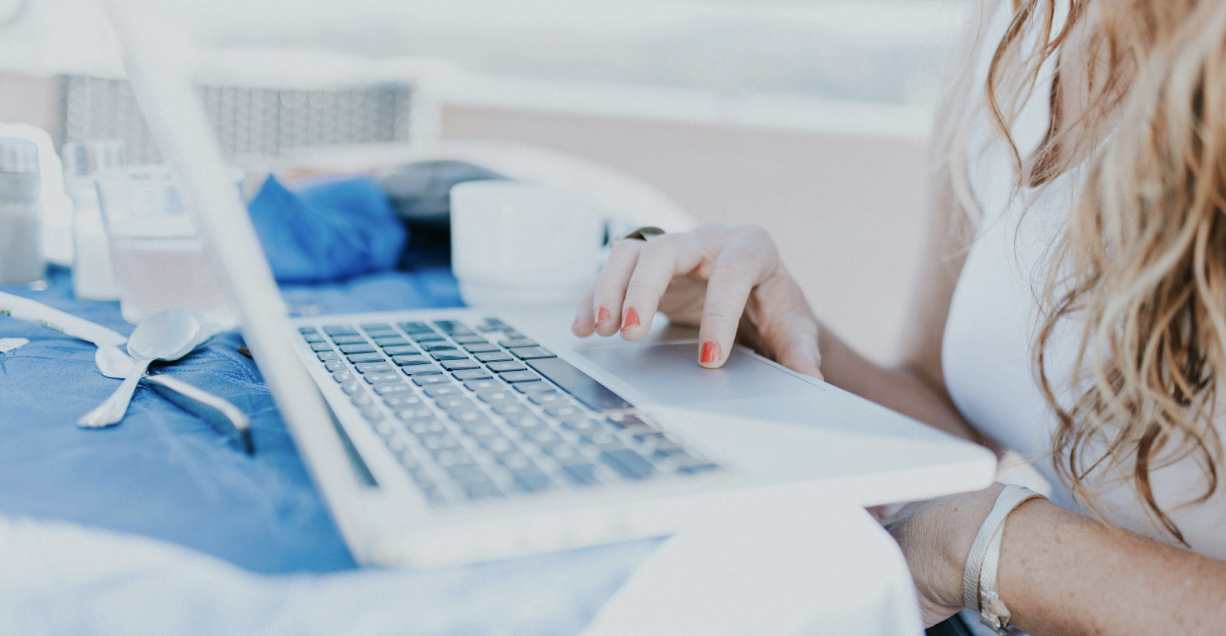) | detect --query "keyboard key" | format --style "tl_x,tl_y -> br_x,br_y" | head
676,462 -> 720,475
339,343 -> 377,354
519,428 -> 563,446
452,369 -> 493,381
491,403 -> 531,417
422,385 -> 460,398
450,410 -> 492,425
332,370 -> 355,383
497,451 -> 535,471
560,463 -> 600,485
361,323 -> 394,332
323,325 -> 358,335
541,444 -> 590,465
410,333 -> 446,343
383,394 -> 422,407
391,354 -> 431,366
502,331 -> 526,340
479,436 -> 518,454
360,408 -> 384,423
355,361 -> 394,374
544,404 -> 585,420
487,361 -> 527,373
503,415 -> 547,430
464,481 -> 504,500
434,450 -> 476,470
432,352 -> 470,361
453,335 -> 489,345
464,421 -> 504,439
433,320 -> 476,336
299,326 -> 319,334
436,397 -> 476,411
351,393 -> 373,407
599,449 -> 655,480
422,434 -> 461,452
511,346 -> 556,360
464,379 -> 505,392
634,432 -> 684,451
340,382 -> 364,395
374,383 -> 413,396
529,392 -> 570,406
527,358 -> 633,411
447,464 -> 493,485
317,351 -> 340,362
561,419 -> 603,434
397,321 -> 435,334
310,342 -> 334,352
401,364 -> 443,376
331,335 -> 367,345
463,343 -> 501,353
395,407 -> 435,421
413,374 -> 453,386
303,333 -> 326,343
500,370 -> 542,383
374,336 -> 409,347
475,351 -> 513,362
607,413 -> 659,433
406,419 -> 446,435
513,473 -> 553,493
323,360 -> 347,372
500,338 -> 538,348
383,345 -> 420,356
365,330 -> 398,340
511,381 -> 555,395
421,343 -> 456,352
363,371 -> 402,384
441,359 -> 481,371
346,353 -> 384,364
476,390 -> 518,404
